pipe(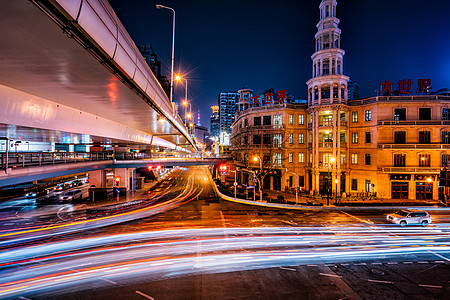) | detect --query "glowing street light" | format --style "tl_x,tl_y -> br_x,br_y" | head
253,155 -> 263,202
